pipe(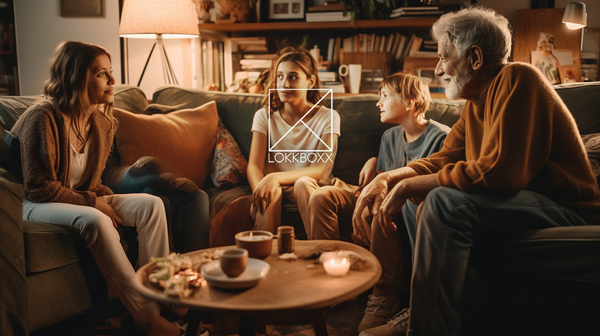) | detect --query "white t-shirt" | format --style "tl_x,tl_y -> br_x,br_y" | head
251,106 -> 341,174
